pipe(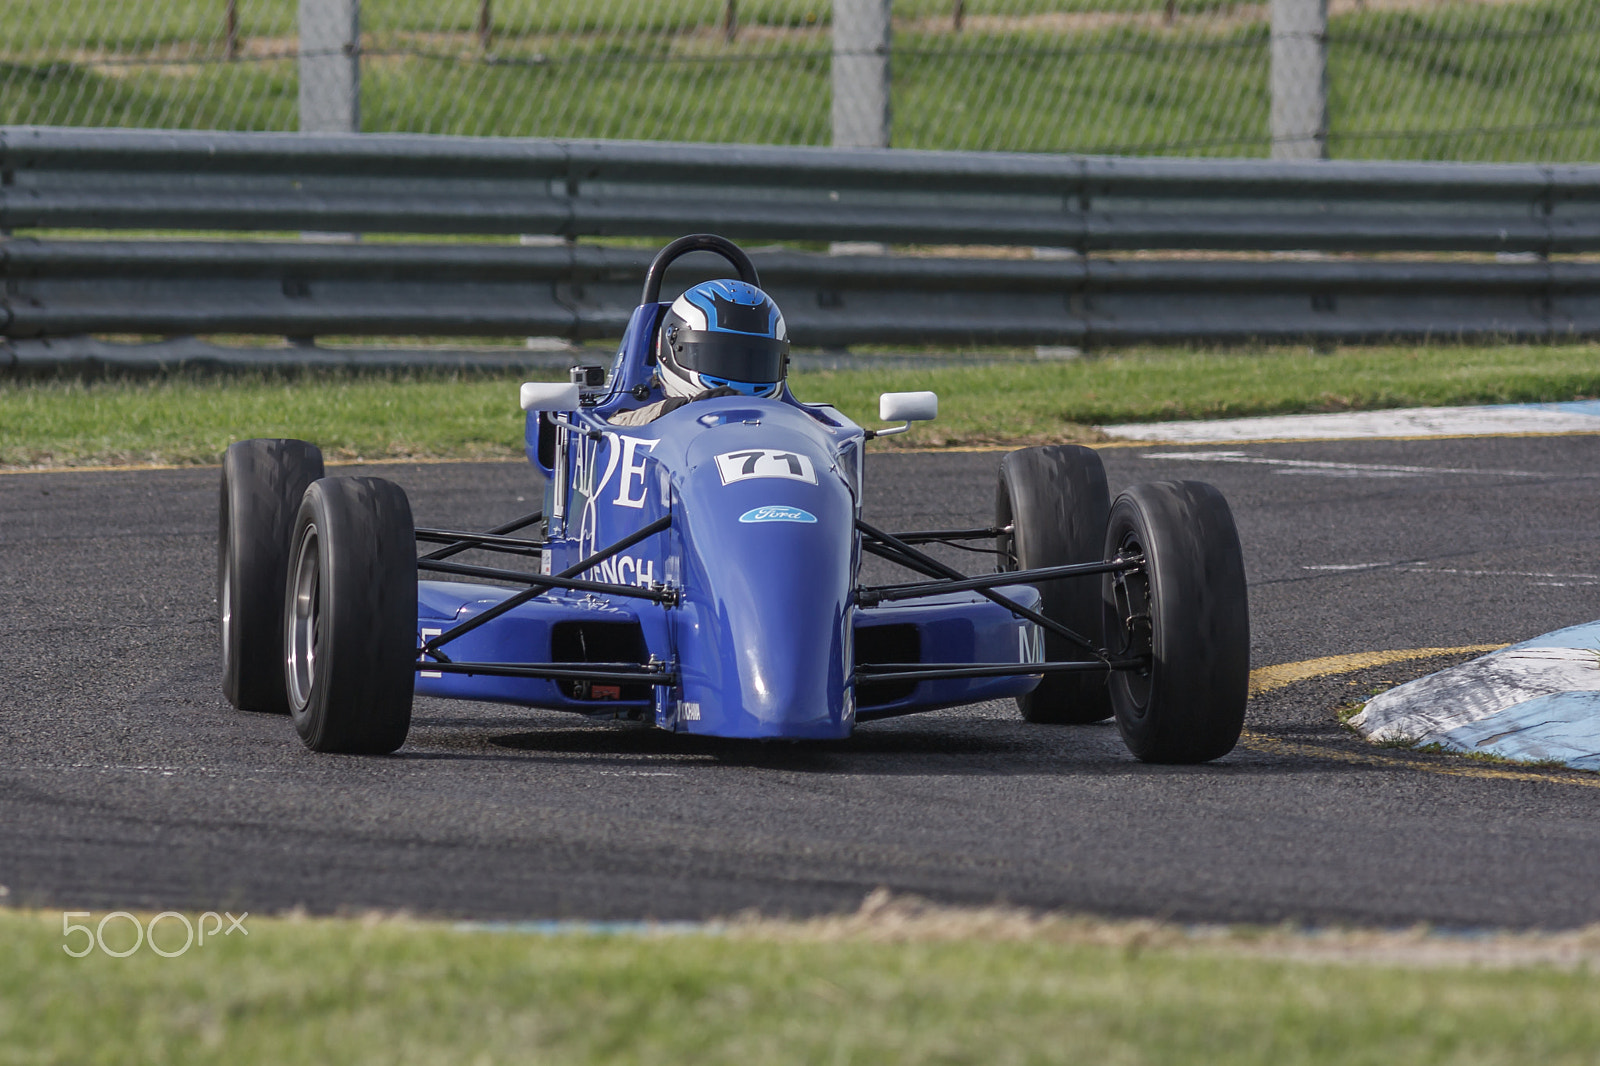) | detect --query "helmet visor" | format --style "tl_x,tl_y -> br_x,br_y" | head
669,330 -> 788,386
